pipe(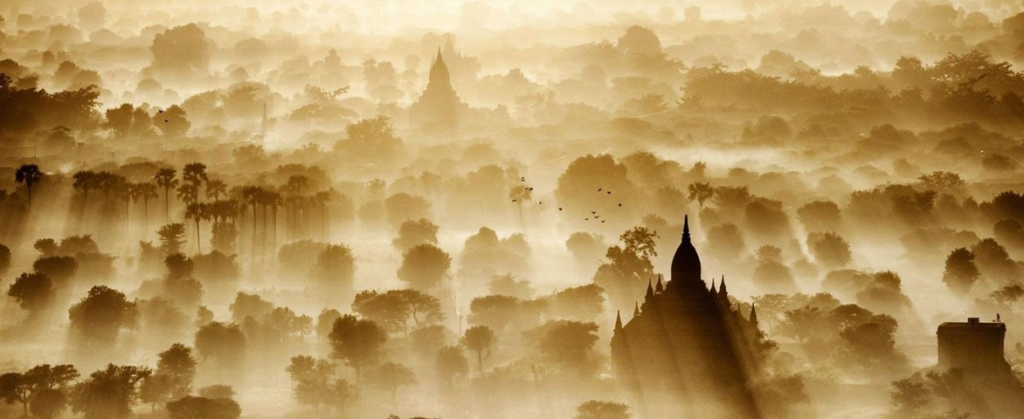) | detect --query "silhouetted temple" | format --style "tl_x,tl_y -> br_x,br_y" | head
611,215 -> 766,418
937,317 -> 1009,373
410,49 -> 465,136
933,317 -> 1024,418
